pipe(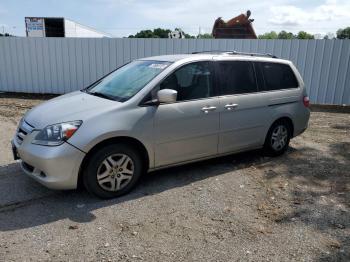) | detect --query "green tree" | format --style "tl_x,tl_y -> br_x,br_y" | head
0,33 -> 12,37
258,31 -> 278,39
129,28 -> 195,38
129,28 -> 170,38
184,33 -> 195,39
296,31 -> 314,39
336,27 -> 350,39
197,33 -> 213,39
277,30 -> 295,39
131,30 -> 155,38
153,28 -> 172,38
